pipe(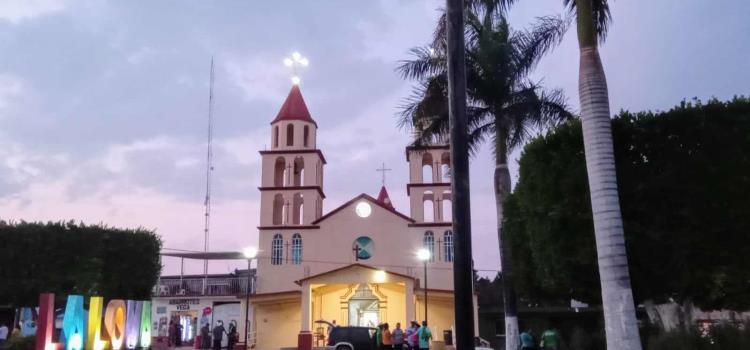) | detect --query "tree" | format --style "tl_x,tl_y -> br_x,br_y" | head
397,5 -> 572,348
506,97 -> 750,312
0,221 -> 162,306
562,0 -> 643,347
